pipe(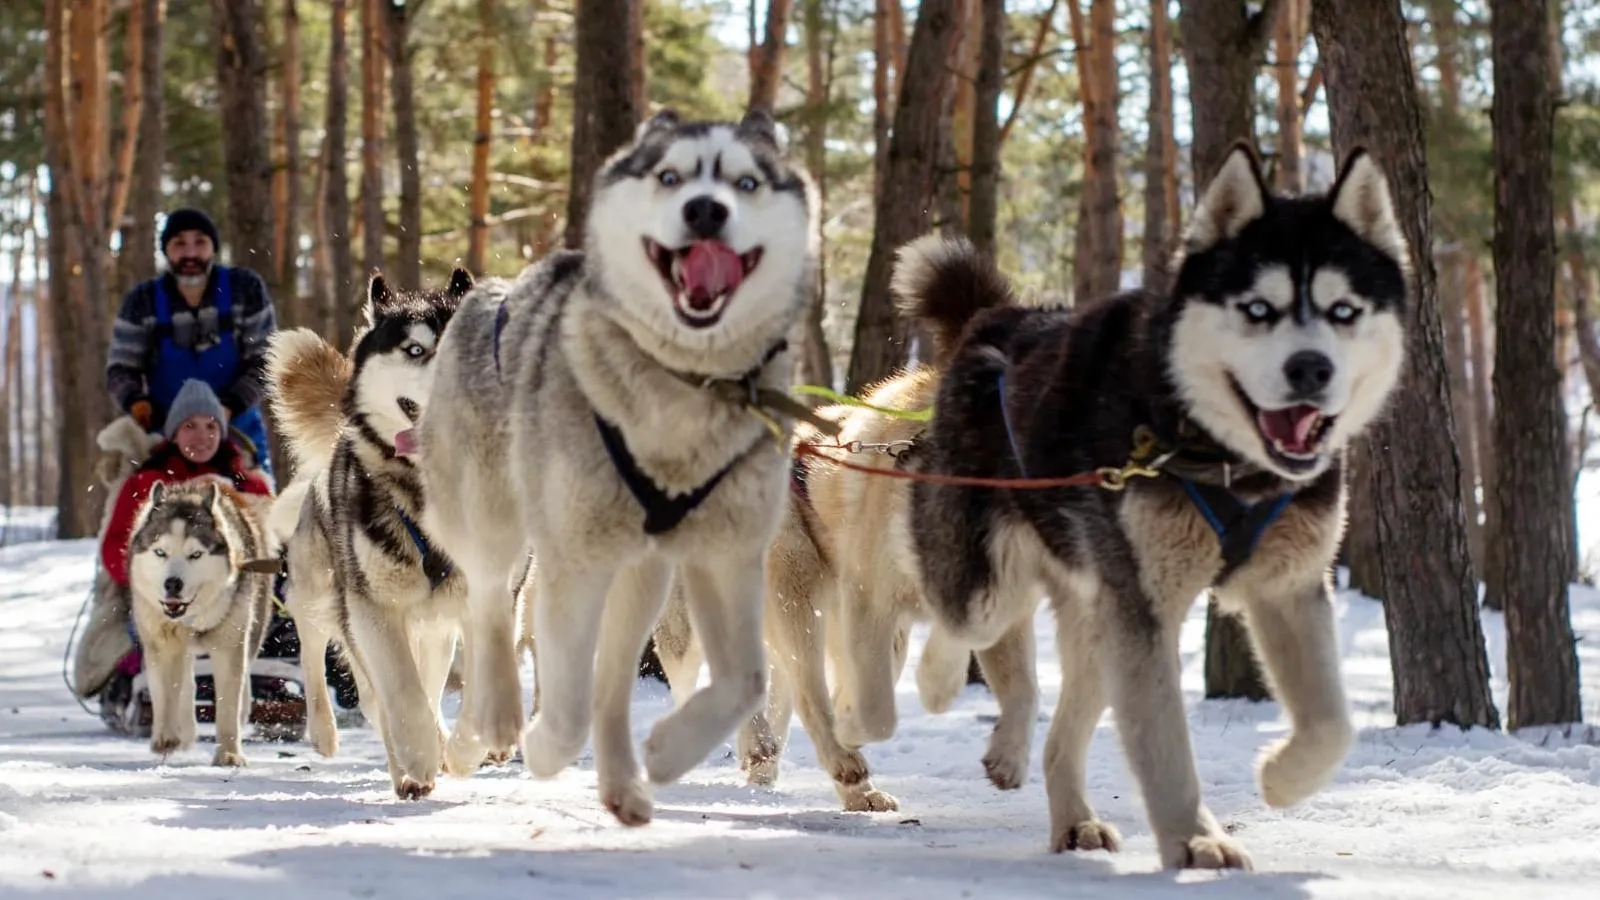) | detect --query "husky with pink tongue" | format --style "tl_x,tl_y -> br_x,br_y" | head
893,143 -> 1410,871
409,109 -> 819,826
